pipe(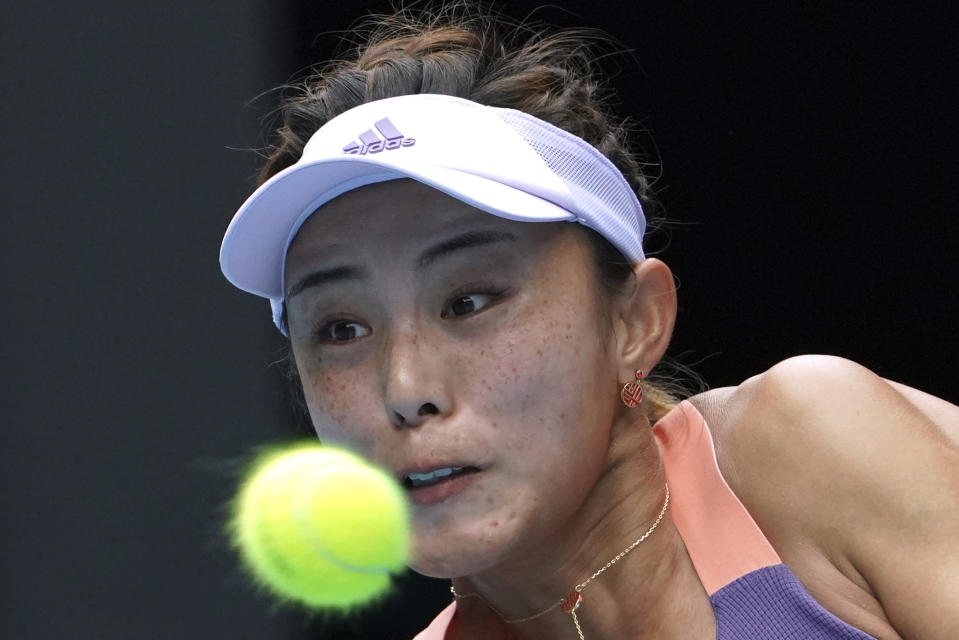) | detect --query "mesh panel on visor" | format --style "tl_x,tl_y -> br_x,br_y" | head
496,110 -> 646,263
